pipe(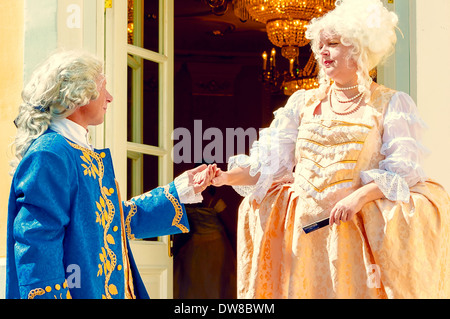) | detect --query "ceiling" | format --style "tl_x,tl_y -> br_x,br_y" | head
136,0 -> 315,66
174,0 -> 291,57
